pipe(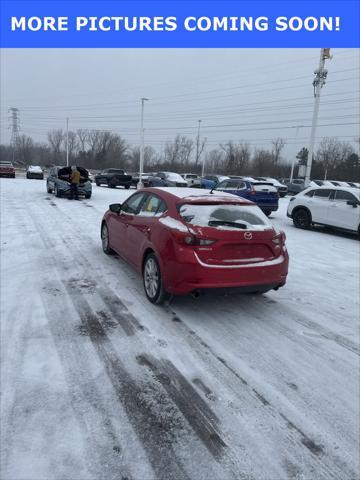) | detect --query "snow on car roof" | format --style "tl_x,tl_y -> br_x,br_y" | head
152,187 -> 253,203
